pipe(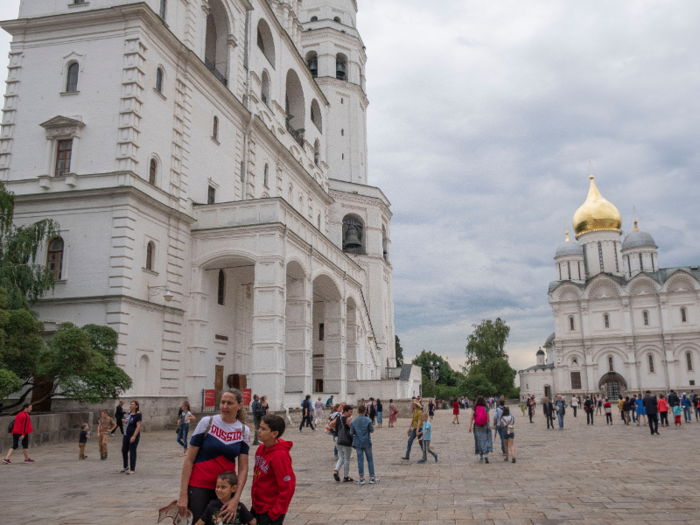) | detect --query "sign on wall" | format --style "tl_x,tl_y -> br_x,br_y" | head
242,388 -> 252,406
204,389 -> 216,408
